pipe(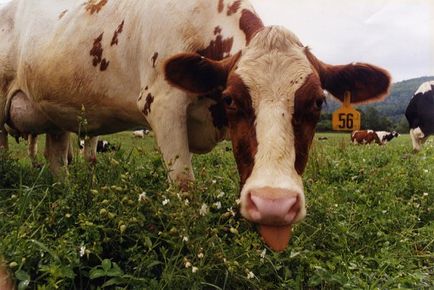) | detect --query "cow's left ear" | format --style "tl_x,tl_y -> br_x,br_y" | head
305,49 -> 391,104
164,52 -> 241,95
